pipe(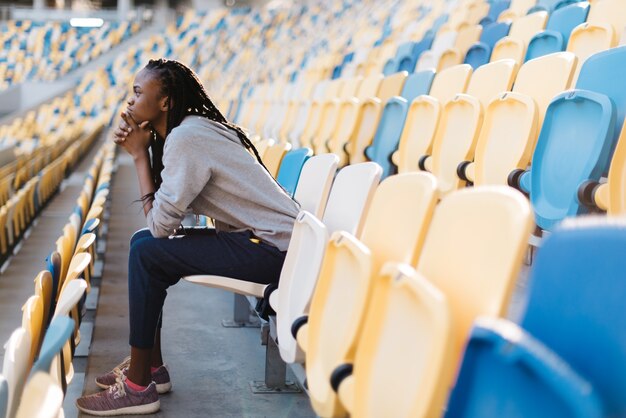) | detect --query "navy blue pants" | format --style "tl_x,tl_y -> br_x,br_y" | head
128,228 -> 286,349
